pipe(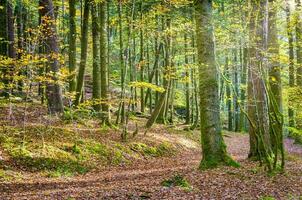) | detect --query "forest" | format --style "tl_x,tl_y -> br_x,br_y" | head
0,0 -> 301,199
